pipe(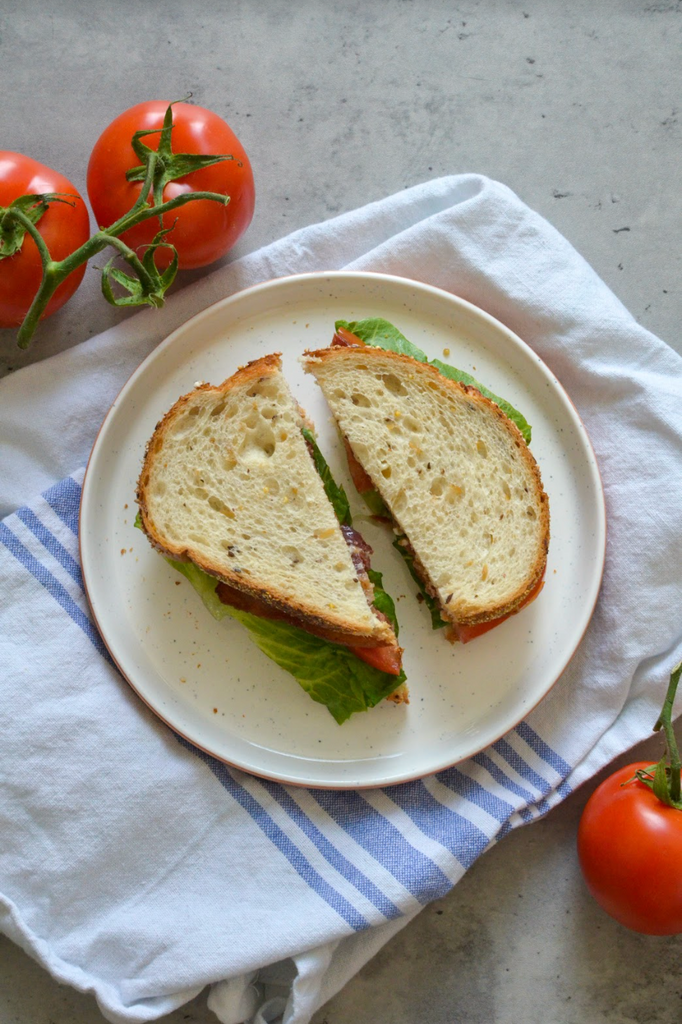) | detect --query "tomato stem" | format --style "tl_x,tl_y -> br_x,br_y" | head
654,661 -> 682,803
